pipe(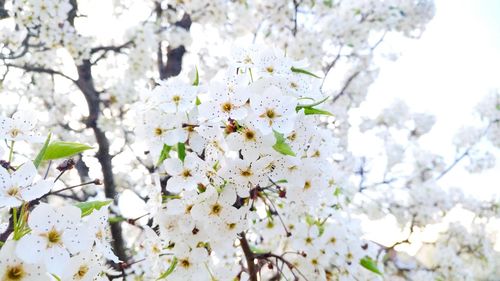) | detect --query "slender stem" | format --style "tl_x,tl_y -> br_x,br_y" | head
239,232 -> 258,281
8,141 -> 14,163
0,209 -> 14,244
53,170 -> 66,183
44,160 -> 52,179
47,179 -> 99,196
436,120 -> 498,181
